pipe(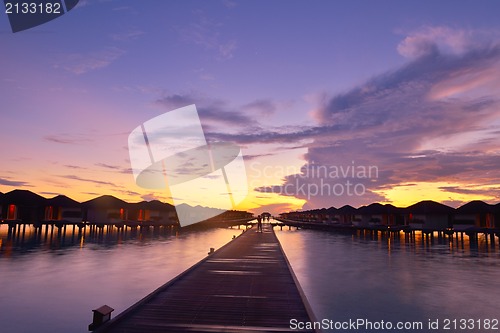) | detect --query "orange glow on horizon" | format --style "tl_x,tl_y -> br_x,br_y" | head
3,176 -> 499,217
377,181 -> 497,208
